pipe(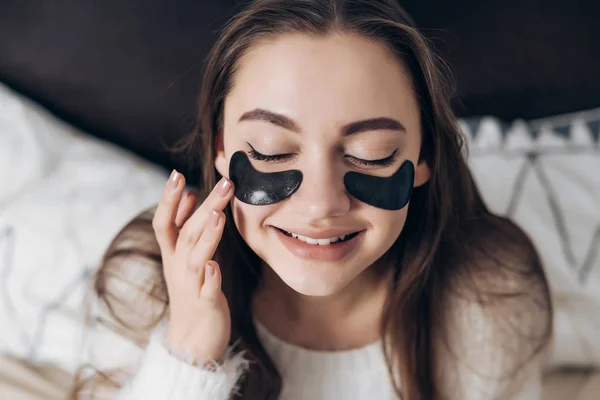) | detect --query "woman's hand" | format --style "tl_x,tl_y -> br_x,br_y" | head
152,170 -> 234,366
